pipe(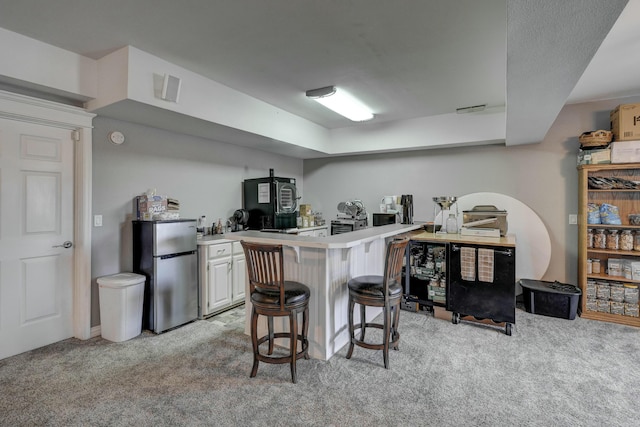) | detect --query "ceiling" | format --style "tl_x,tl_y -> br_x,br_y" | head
0,0 -> 638,153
